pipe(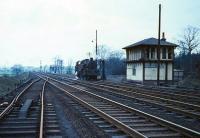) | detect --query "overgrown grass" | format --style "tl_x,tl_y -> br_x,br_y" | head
0,72 -> 29,96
